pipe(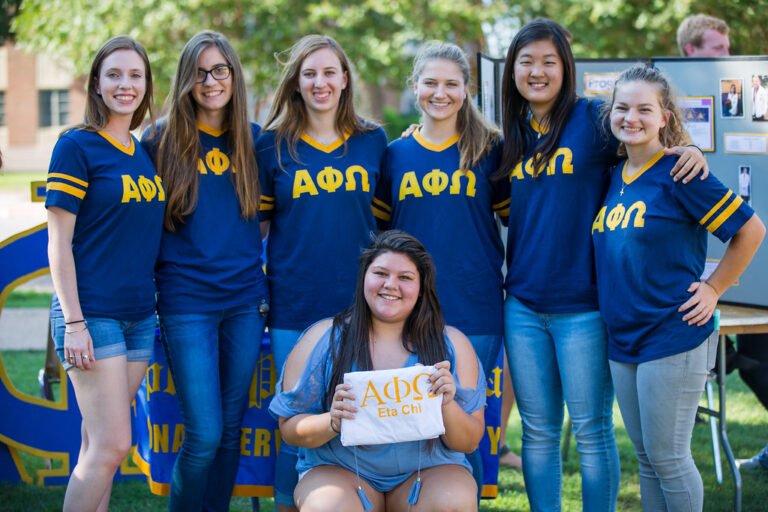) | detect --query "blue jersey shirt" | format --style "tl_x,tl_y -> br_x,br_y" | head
593,153 -> 754,363
257,127 -> 388,330
504,98 -> 618,313
45,129 -> 165,320
375,129 -> 508,335
141,122 -> 269,314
